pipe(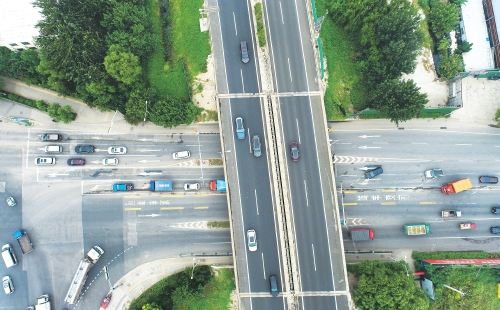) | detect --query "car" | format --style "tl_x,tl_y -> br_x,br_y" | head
492,207 -> 499,214
479,176 -> 498,184
67,158 -> 85,166
108,146 -> 127,155
184,183 -> 200,191
235,117 -> 245,139
2,276 -> 14,294
247,230 -> 257,251
491,226 -> 500,234
35,157 -> 55,165
487,75 -> 500,80
290,142 -> 299,161
365,166 -> 383,179
424,169 -> 444,179
75,145 -> 95,153
102,158 -> 118,166
269,275 -> 278,297
172,151 -> 191,159
240,41 -> 249,63
252,135 -> 261,157
100,294 -> 111,309
6,197 -> 16,207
